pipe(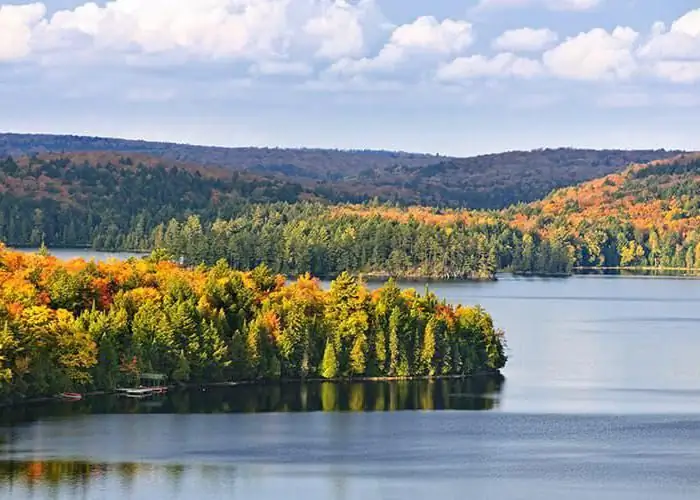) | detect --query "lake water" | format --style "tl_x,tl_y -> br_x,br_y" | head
12,247 -> 146,262
2,255 -> 700,499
